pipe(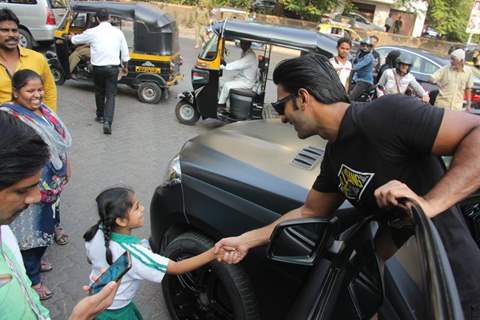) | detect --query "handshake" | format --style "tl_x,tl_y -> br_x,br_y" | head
212,235 -> 249,264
